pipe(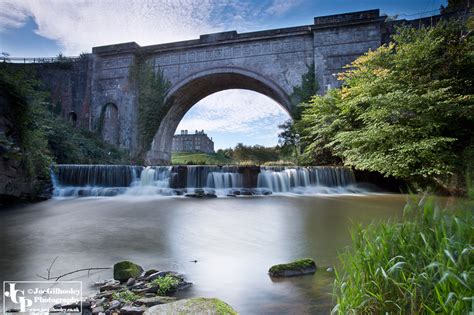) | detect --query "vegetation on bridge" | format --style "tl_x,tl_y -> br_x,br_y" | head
130,55 -> 170,157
